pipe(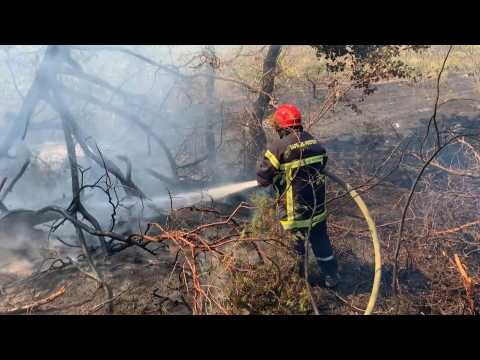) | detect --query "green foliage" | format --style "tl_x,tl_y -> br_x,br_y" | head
310,45 -> 429,94
227,263 -> 312,315
224,192 -> 314,314
245,193 -> 279,237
